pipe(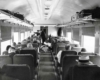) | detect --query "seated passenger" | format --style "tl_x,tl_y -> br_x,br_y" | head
65,54 -> 98,80
56,45 -> 71,63
81,48 -> 86,52
8,47 -> 16,53
26,43 -> 34,49
3,45 -> 11,55
12,42 -> 17,48
76,54 -> 94,65
8,47 -> 16,58
16,42 -> 21,49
